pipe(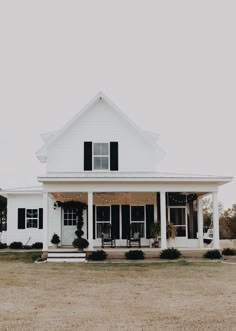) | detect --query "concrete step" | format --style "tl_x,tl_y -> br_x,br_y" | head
47,251 -> 86,262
